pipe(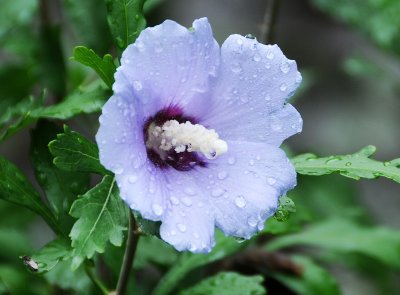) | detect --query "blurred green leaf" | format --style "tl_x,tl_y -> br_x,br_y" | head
179,272 -> 265,295
152,231 -> 248,295
0,265 -> 46,295
0,0 -> 37,38
310,0 -> 400,54
31,121 -> 90,230
135,236 -> 178,269
292,146 -> 400,183
29,238 -> 71,274
69,175 -> 128,270
266,219 -> 400,269
272,255 -> 341,295
0,156 -> 62,235
72,46 -> 116,88
105,0 -> 147,50
49,125 -> 107,174
0,229 -> 31,259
